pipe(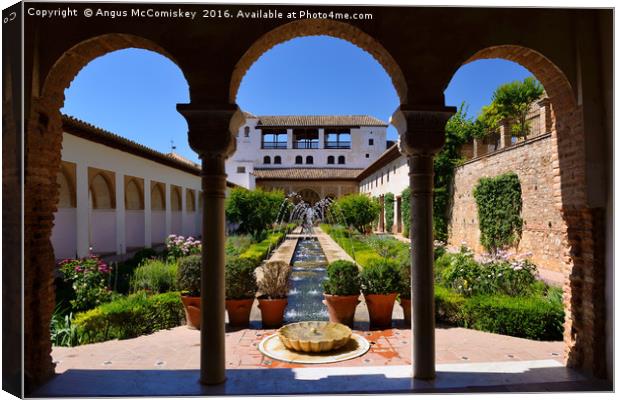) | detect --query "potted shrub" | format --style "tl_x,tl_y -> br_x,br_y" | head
225,257 -> 257,327
398,261 -> 412,325
322,260 -> 361,327
257,261 -> 291,328
359,259 -> 401,328
176,255 -> 201,329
